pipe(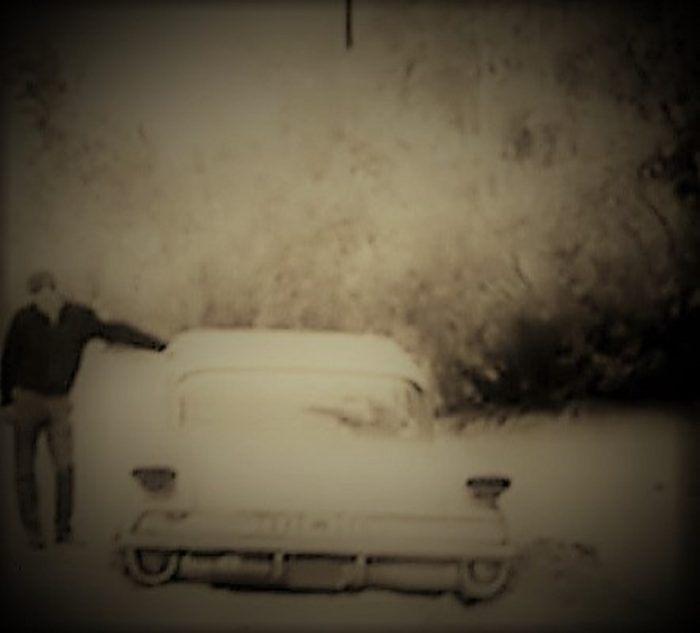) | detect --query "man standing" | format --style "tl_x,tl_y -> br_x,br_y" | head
1,271 -> 168,549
